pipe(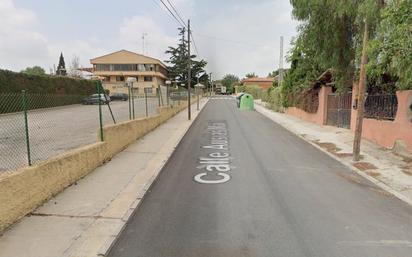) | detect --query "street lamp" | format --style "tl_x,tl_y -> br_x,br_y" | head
194,83 -> 204,111
126,77 -> 137,119
165,80 -> 171,106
